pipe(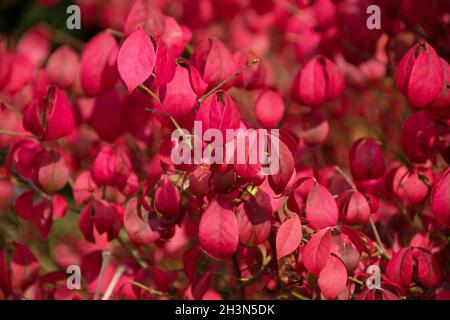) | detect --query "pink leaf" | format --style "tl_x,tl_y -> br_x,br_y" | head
414,248 -> 441,287
318,255 -> 347,300
123,0 -> 164,37
306,184 -> 338,230
33,150 -> 69,194
255,90 -> 285,129
10,243 -> 39,292
118,29 -> 156,93
78,203 -> 95,243
303,228 -> 332,276
46,45 -> 79,89
386,247 -> 413,288
154,177 -> 181,218
80,30 -> 119,97
276,215 -> 302,259
198,198 -> 238,259
268,136 -> 295,194
236,199 -> 272,247
124,198 -> 161,244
